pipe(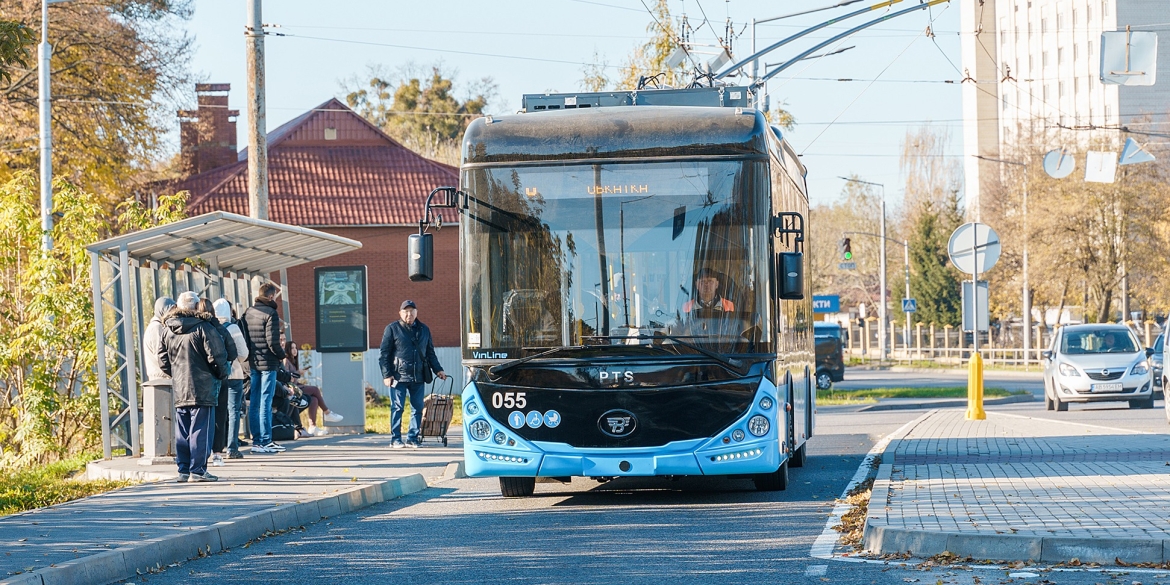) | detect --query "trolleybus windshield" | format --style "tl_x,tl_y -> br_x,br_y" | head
462,160 -> 772,360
